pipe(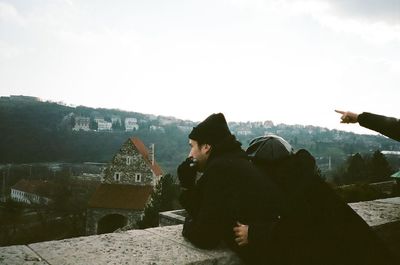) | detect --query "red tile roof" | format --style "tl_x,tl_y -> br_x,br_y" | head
88,184 -> 153,210
130,137 -> 163,177
11,179 -> 54,197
